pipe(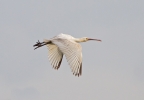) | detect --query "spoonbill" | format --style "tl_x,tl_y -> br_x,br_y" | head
33,33 -> 101,76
